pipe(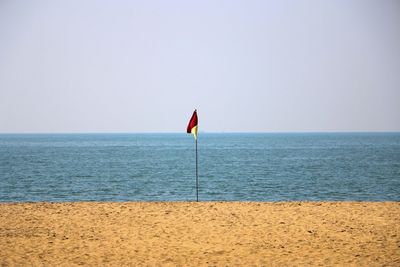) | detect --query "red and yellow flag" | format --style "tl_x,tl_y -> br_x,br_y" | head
187,110 -> 198,140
